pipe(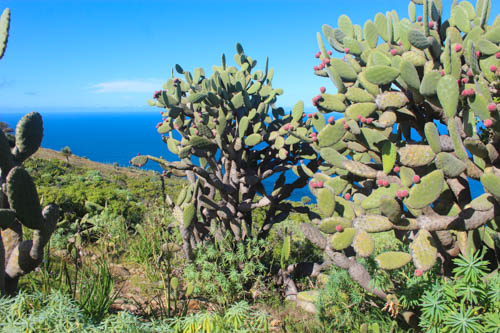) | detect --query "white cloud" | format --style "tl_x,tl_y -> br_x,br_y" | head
90,79 -> 164,93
